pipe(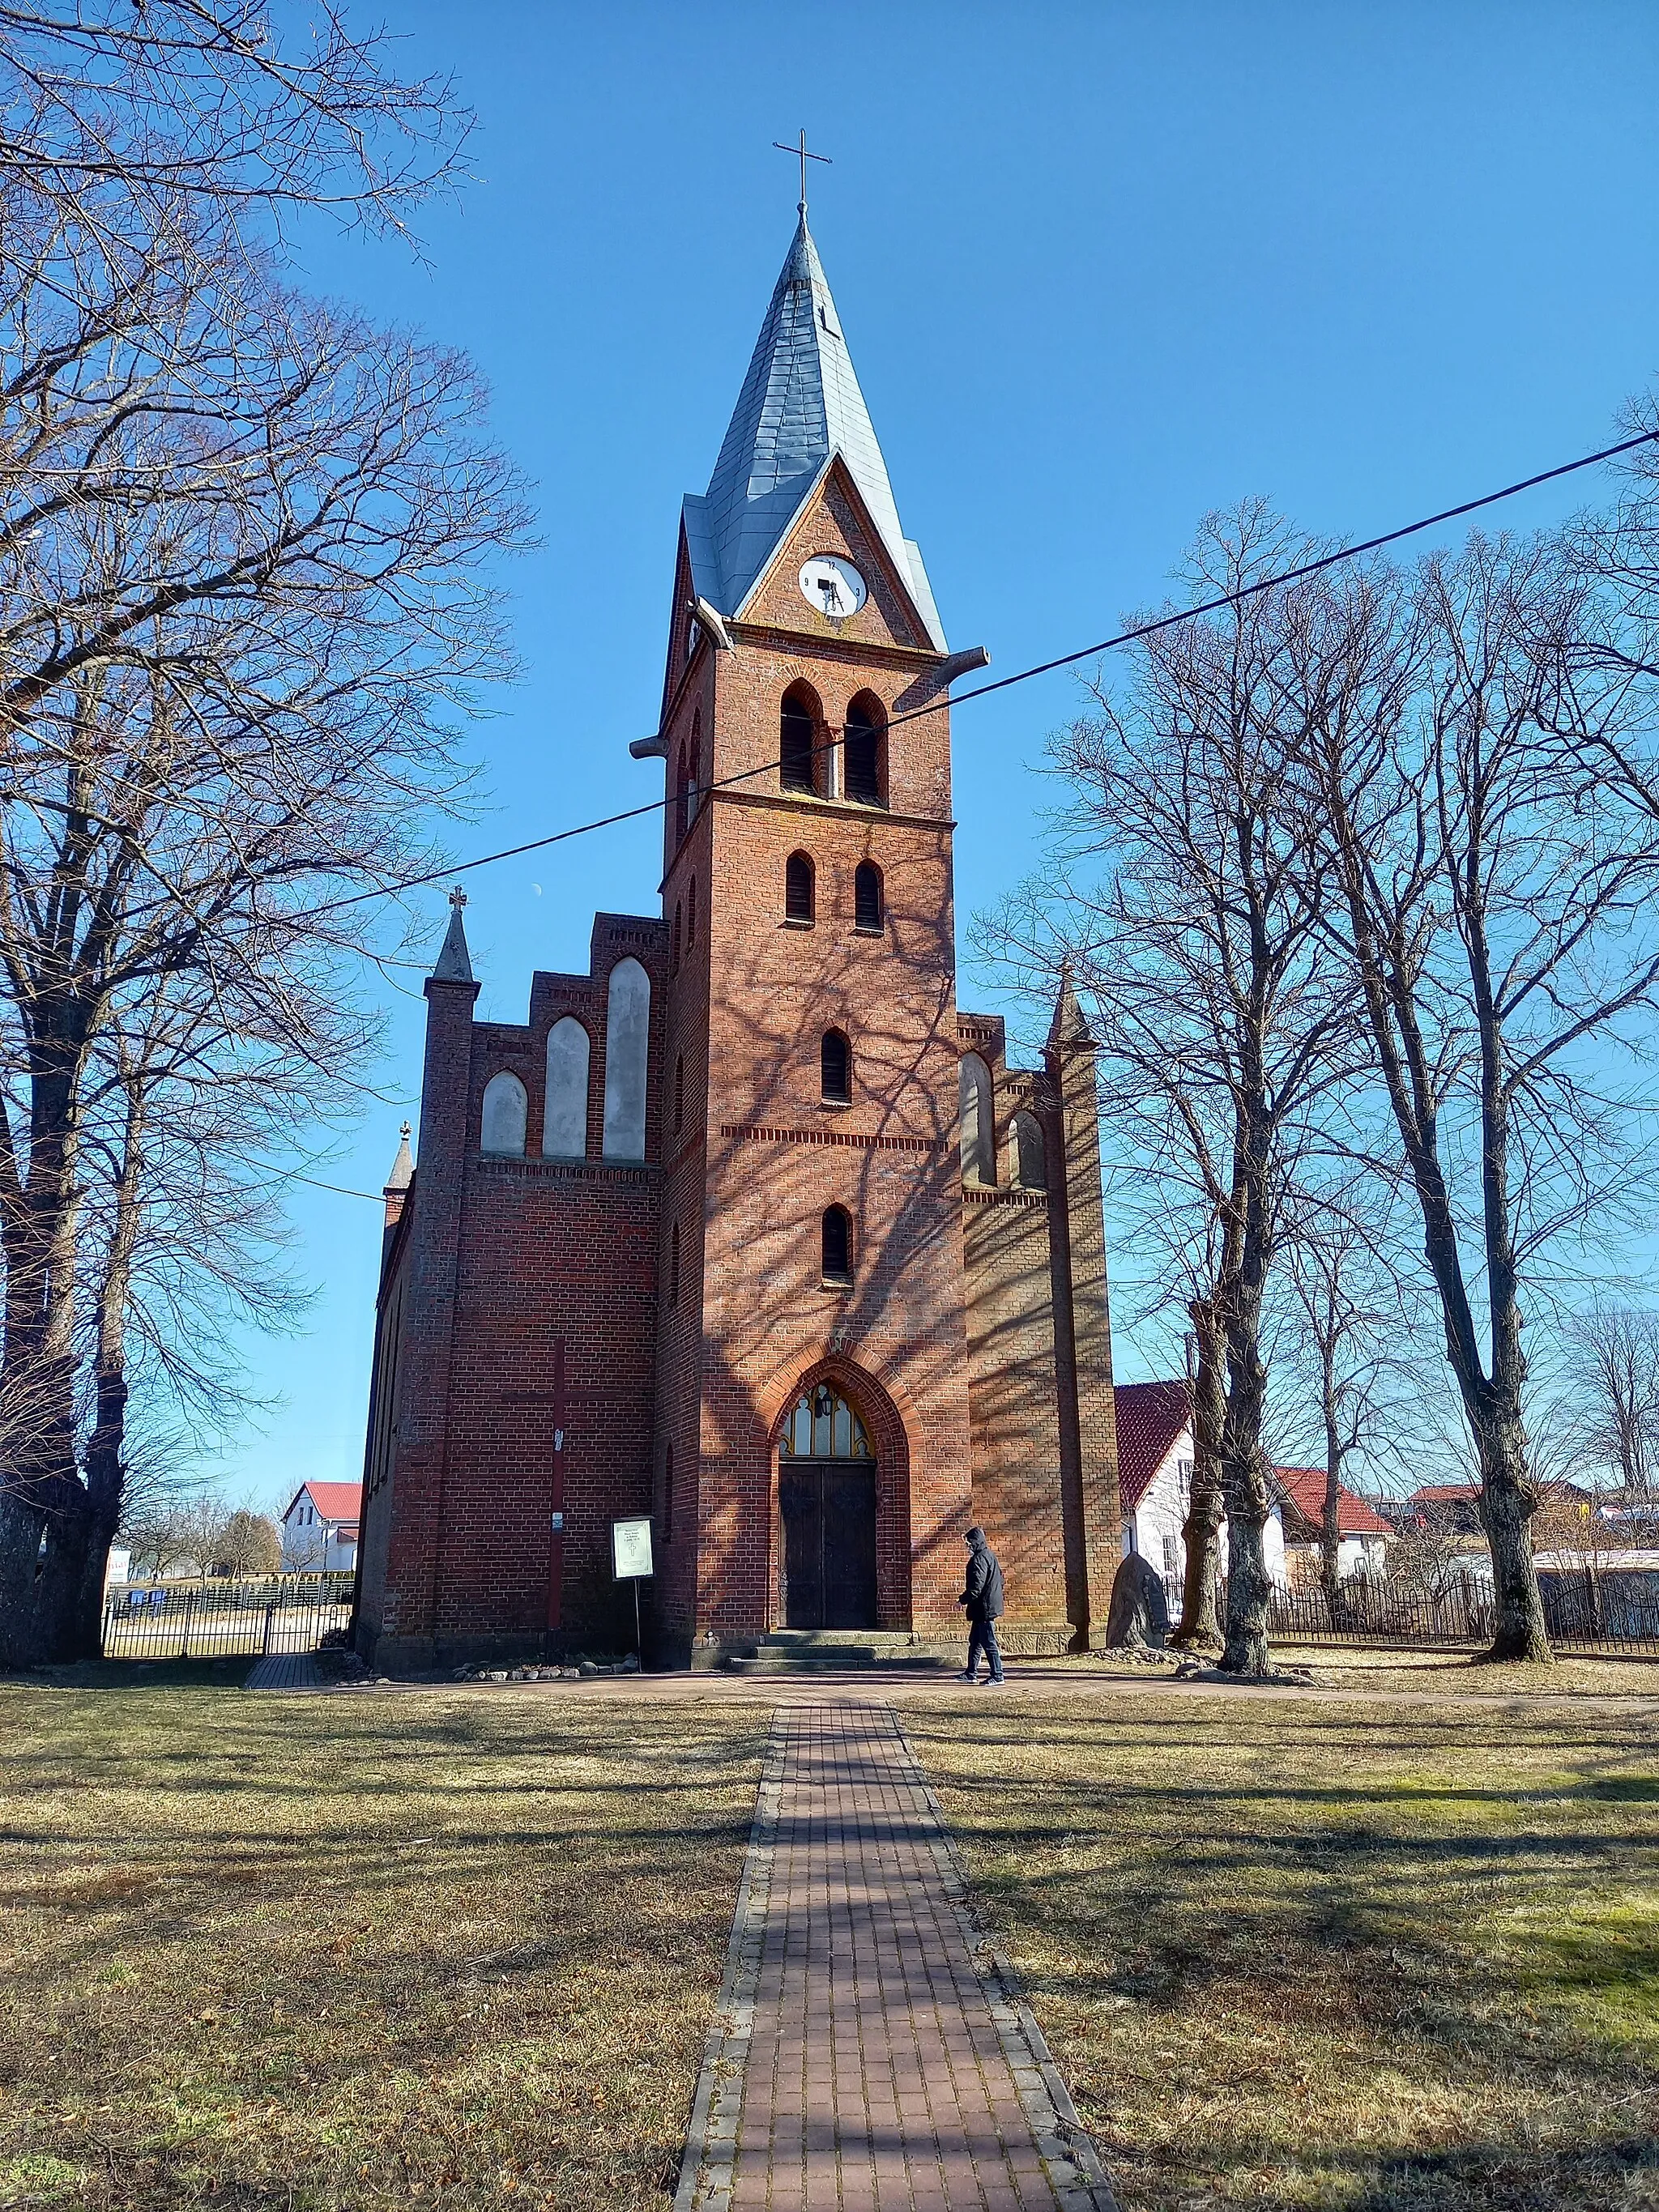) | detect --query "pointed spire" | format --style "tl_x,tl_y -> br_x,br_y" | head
384,1120 -> 414,1194
431,888 -> 474,984
1047,960 -> 1094,1049
684,214 -> 945,647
